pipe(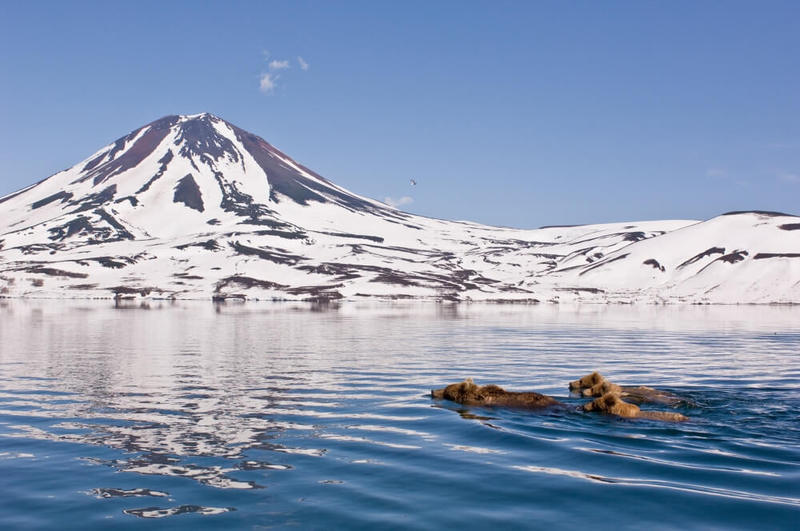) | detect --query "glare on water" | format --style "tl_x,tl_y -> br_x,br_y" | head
0,300 -> 798,529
